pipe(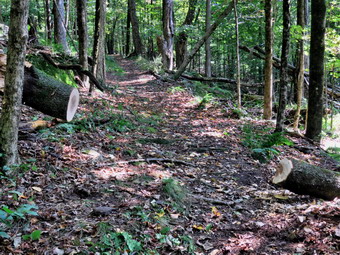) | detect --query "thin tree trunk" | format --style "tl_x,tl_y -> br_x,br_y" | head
53,0 -> 70,54
175,0 -> 197,68
173,1 -> 234,80
234,0 -> 241,108
263,0 -> 274,119
125,1 -> 131,56
275,0 -> 290,132
92,0 -> 106,89
0,0 -> 29,168
76,0 -> 89,88
205,0 -> 212,77
45,0 -> 52,40
293,0 -> 305,130
128,0 -> 143,56
306,0 -> 326,141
